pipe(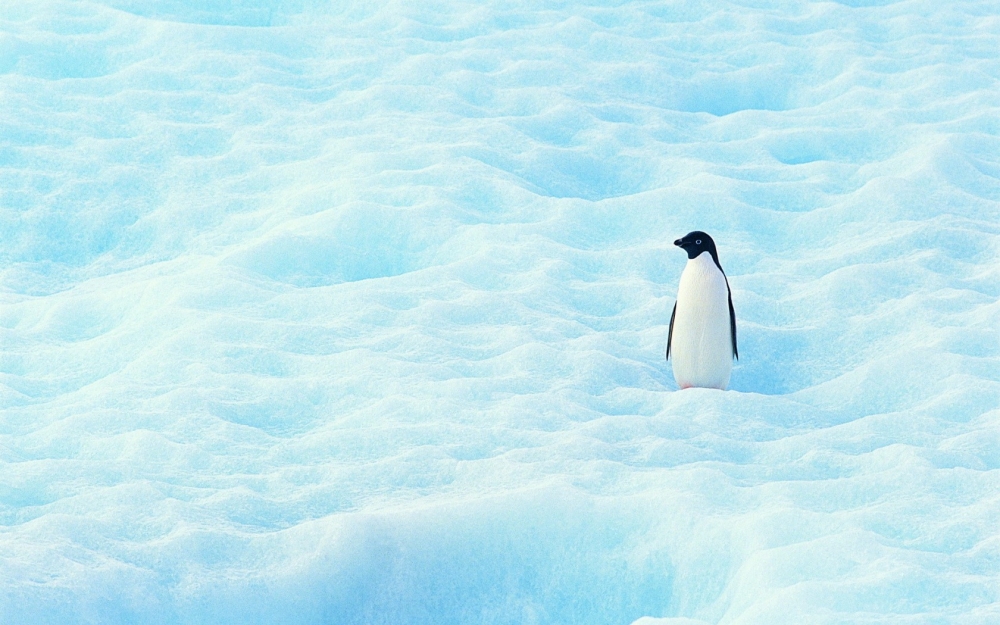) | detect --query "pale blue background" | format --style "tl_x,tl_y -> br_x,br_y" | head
0,1 -> 998,623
